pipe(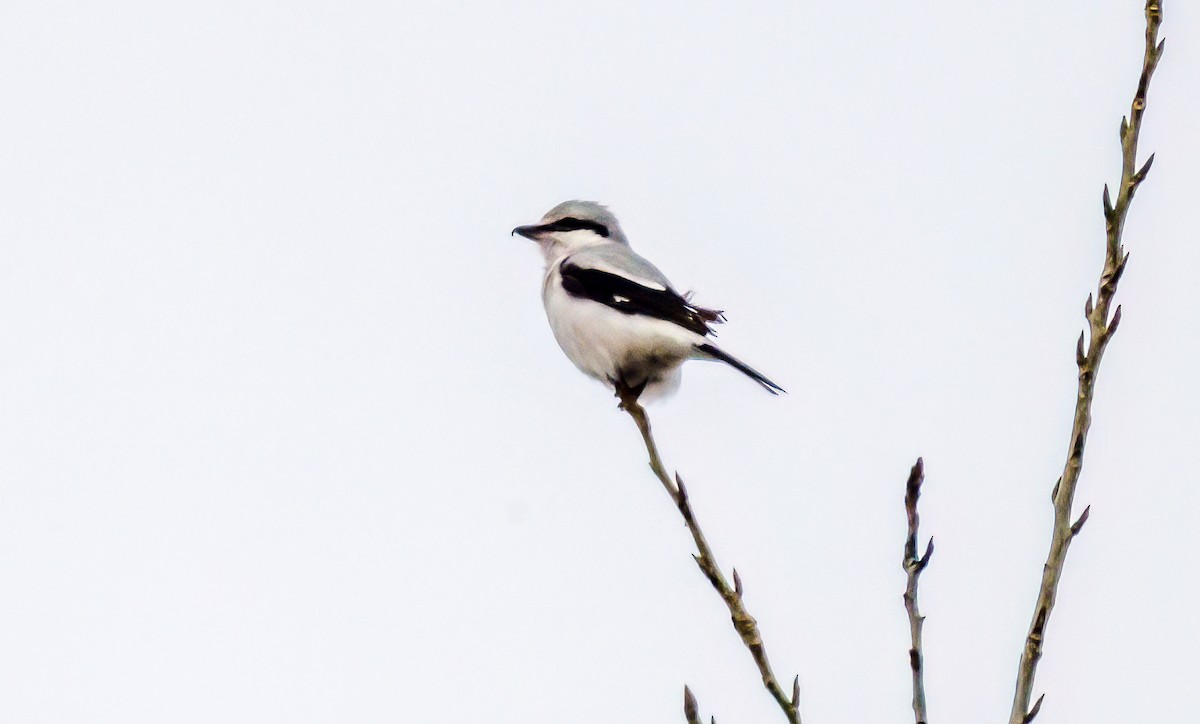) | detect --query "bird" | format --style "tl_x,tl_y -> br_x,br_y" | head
513,200 -> 783,405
